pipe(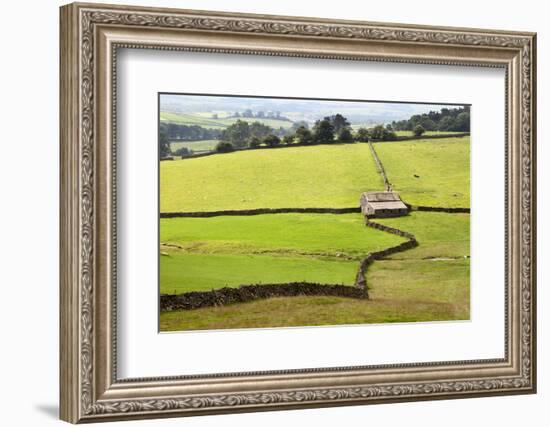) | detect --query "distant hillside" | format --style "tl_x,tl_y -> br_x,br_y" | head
160,111 -> 295,130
